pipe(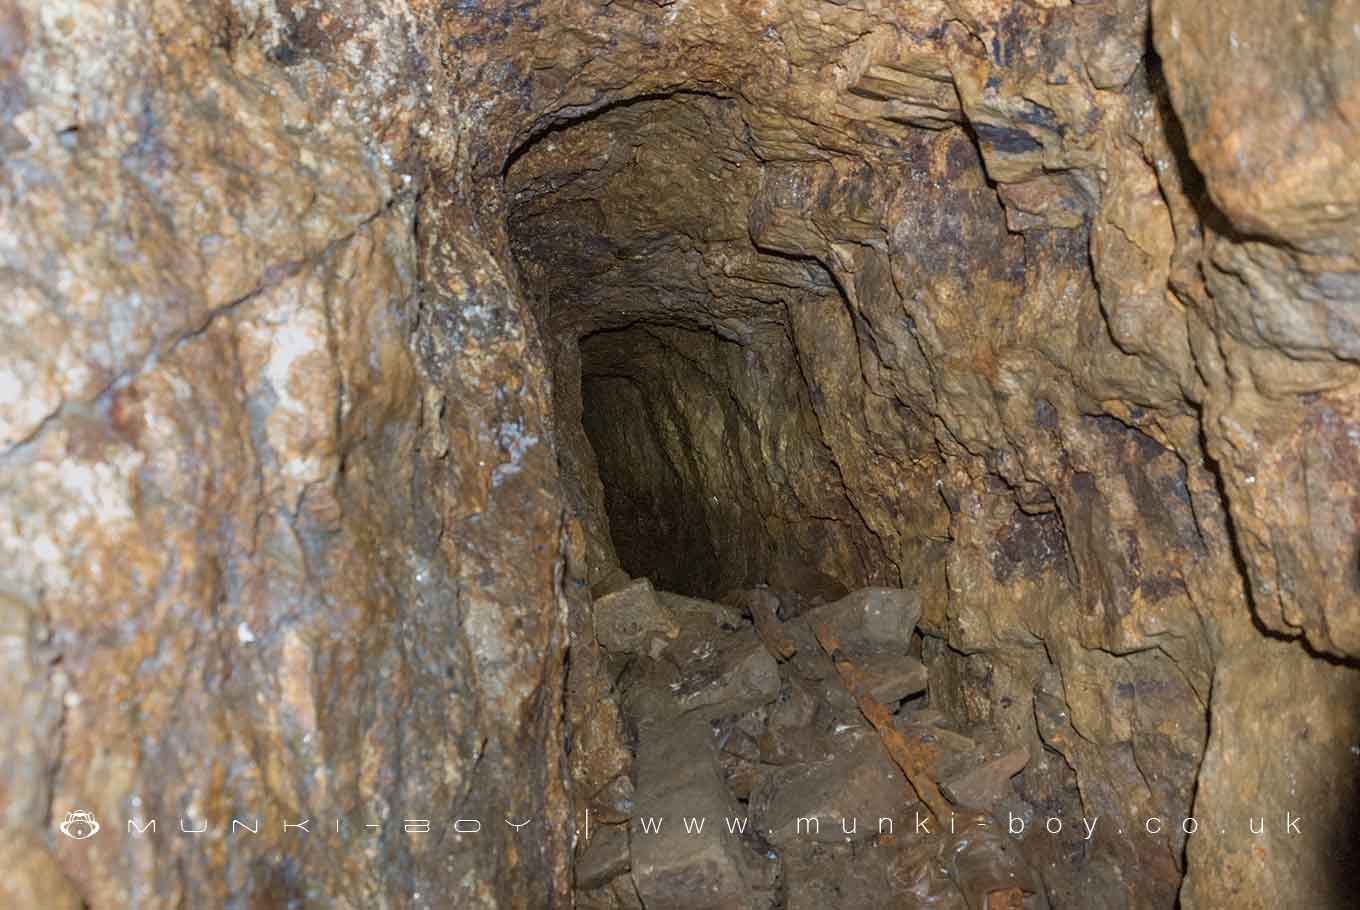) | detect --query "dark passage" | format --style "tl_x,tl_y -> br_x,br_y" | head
579,339 -> 723,597
506,92 -> 892,603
